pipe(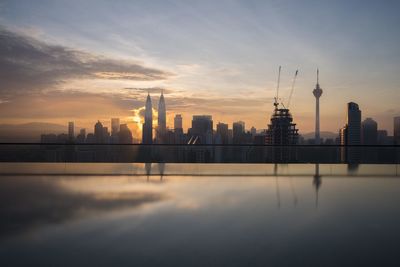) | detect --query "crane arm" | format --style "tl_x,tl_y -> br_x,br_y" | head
287,69 -> 299,109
